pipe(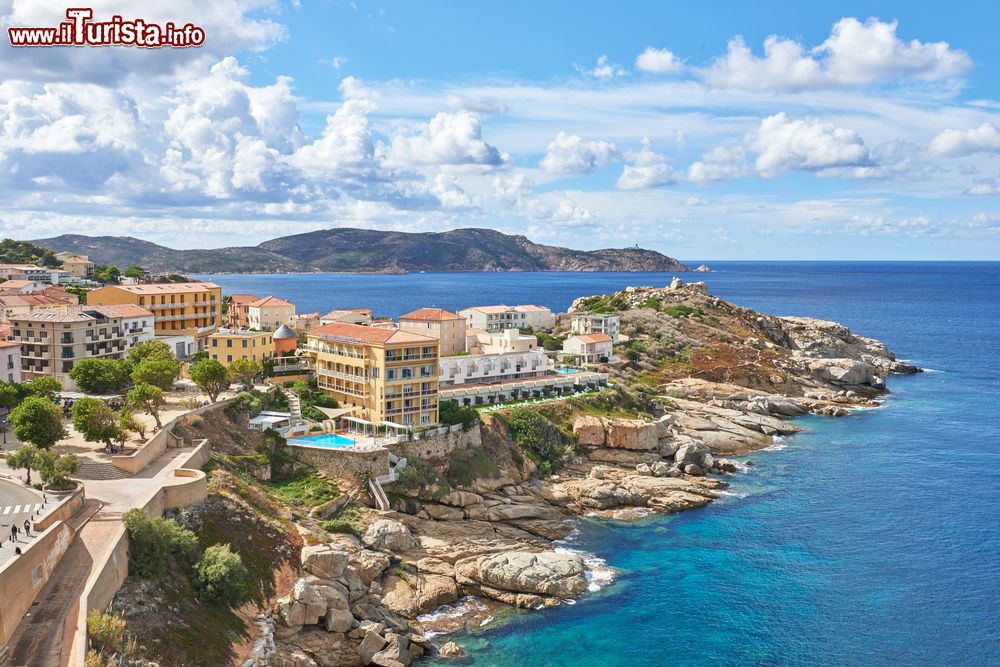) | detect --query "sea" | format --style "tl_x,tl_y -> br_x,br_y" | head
195,262 -> 1000,666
